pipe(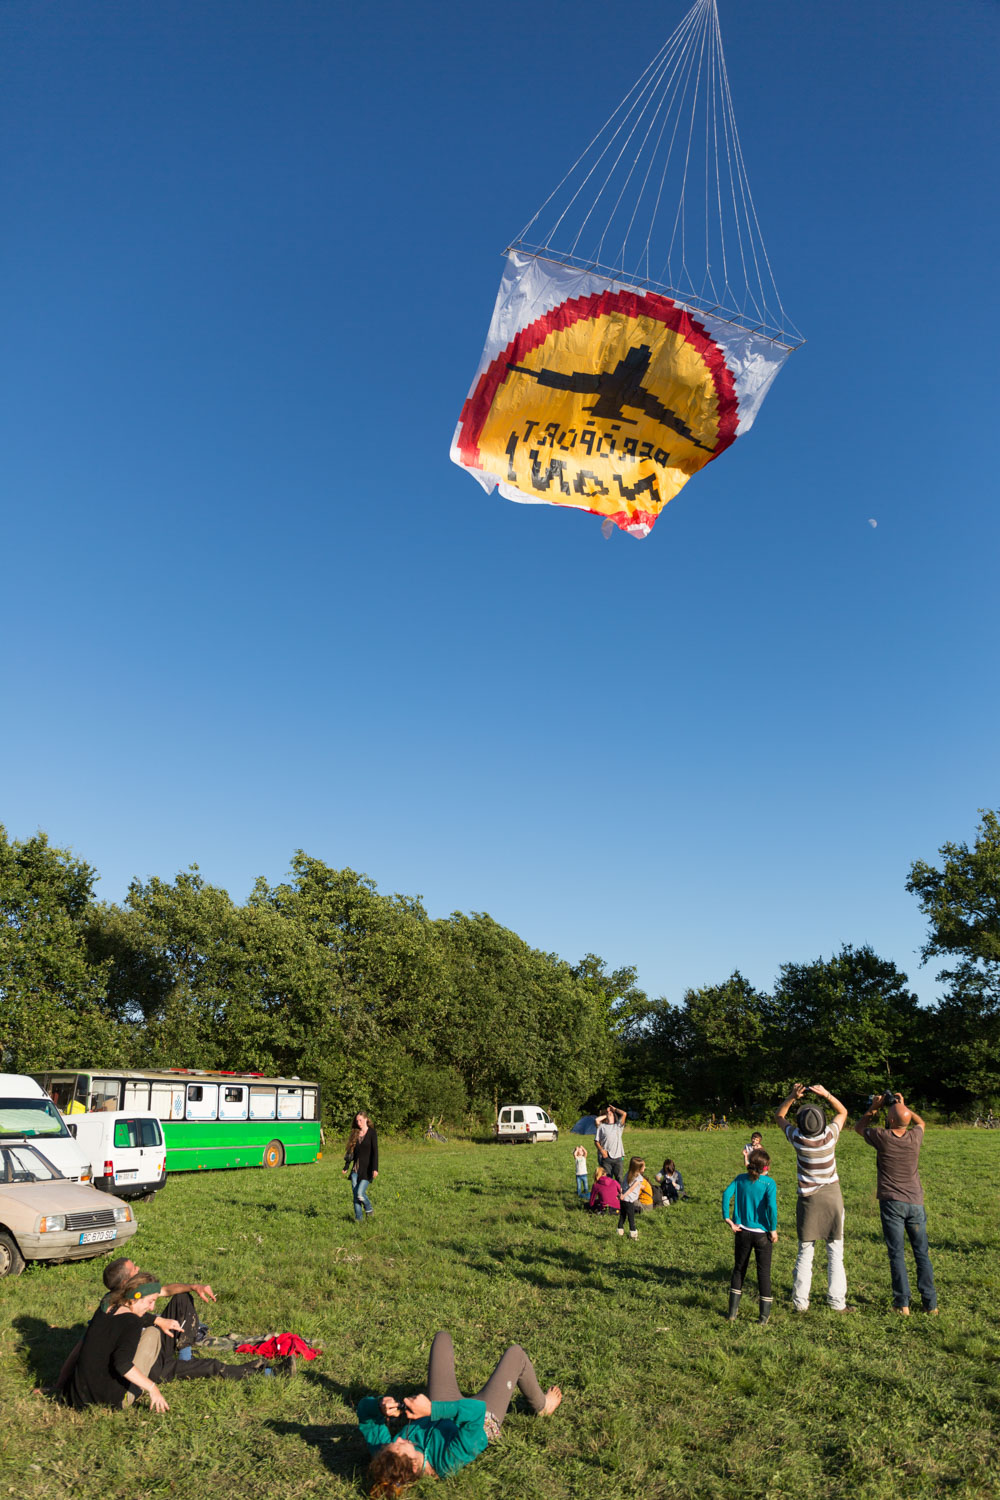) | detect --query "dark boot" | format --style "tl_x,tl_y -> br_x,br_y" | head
758,1297 -> 773,1325
727,1289 -> 742,1322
